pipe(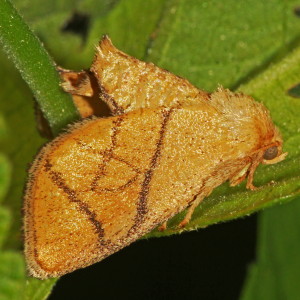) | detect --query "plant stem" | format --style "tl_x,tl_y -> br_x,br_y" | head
0,0 -> 79,135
